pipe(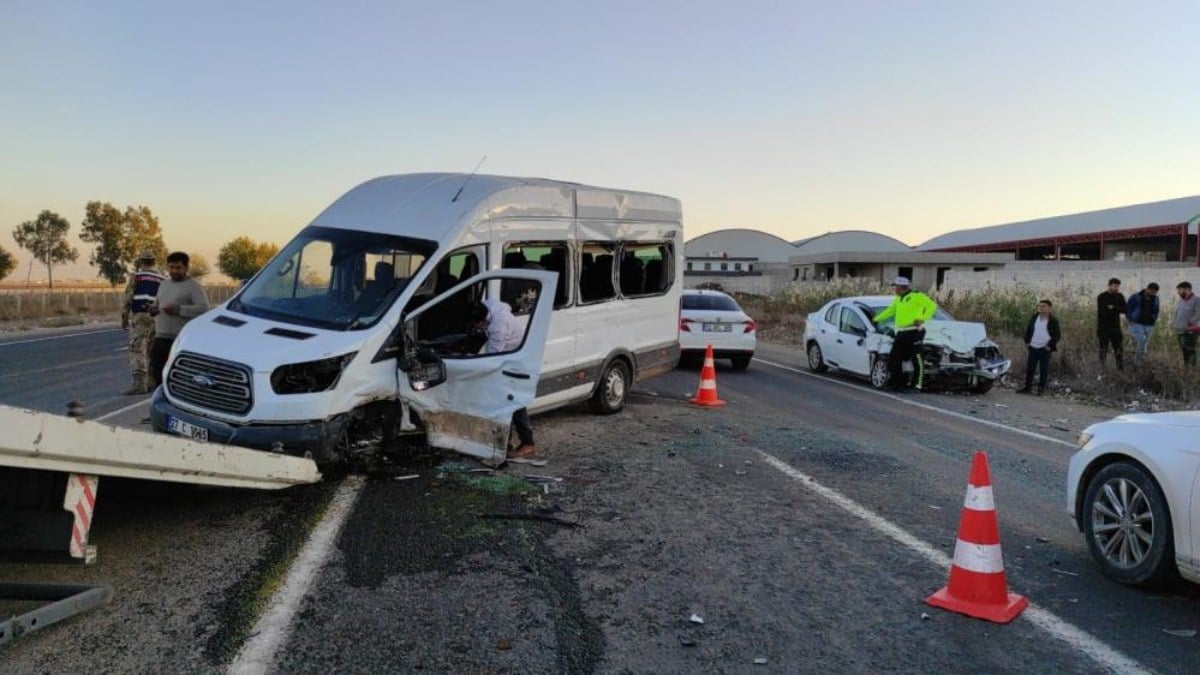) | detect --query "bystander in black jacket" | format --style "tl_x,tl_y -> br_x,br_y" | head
1096,290 -> 1126,334
1024,314 -> 1062,351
